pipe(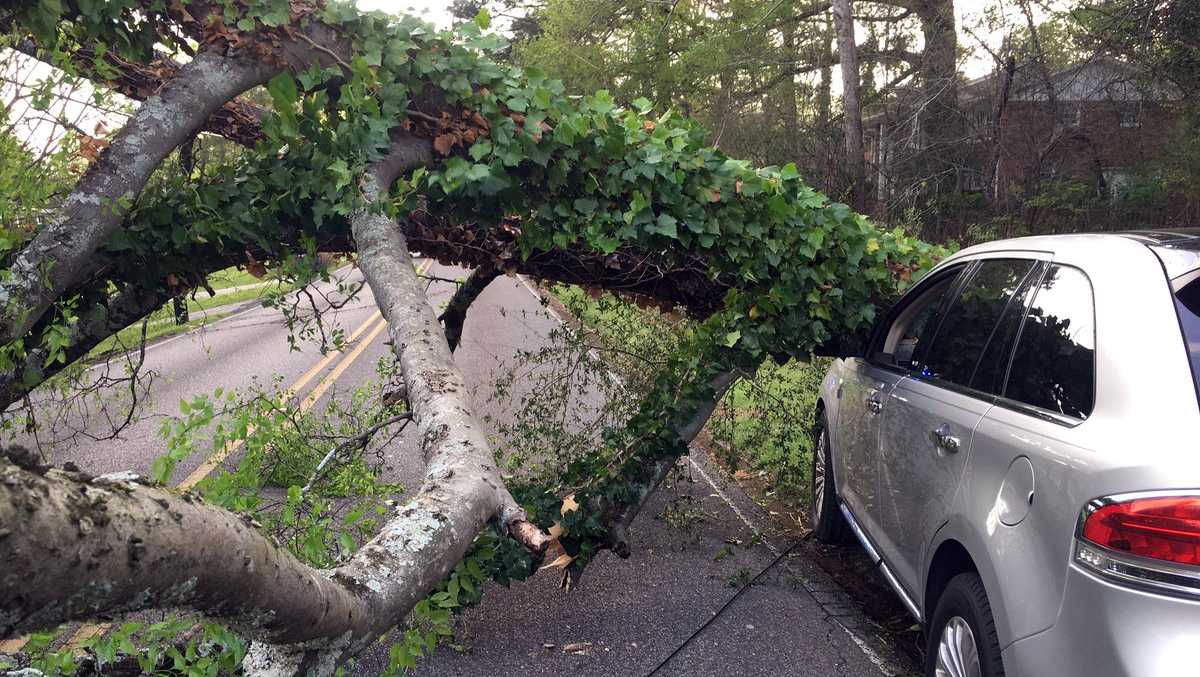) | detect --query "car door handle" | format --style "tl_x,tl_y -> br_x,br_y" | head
930,424 -> 960,453
866,393 -> 883,414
